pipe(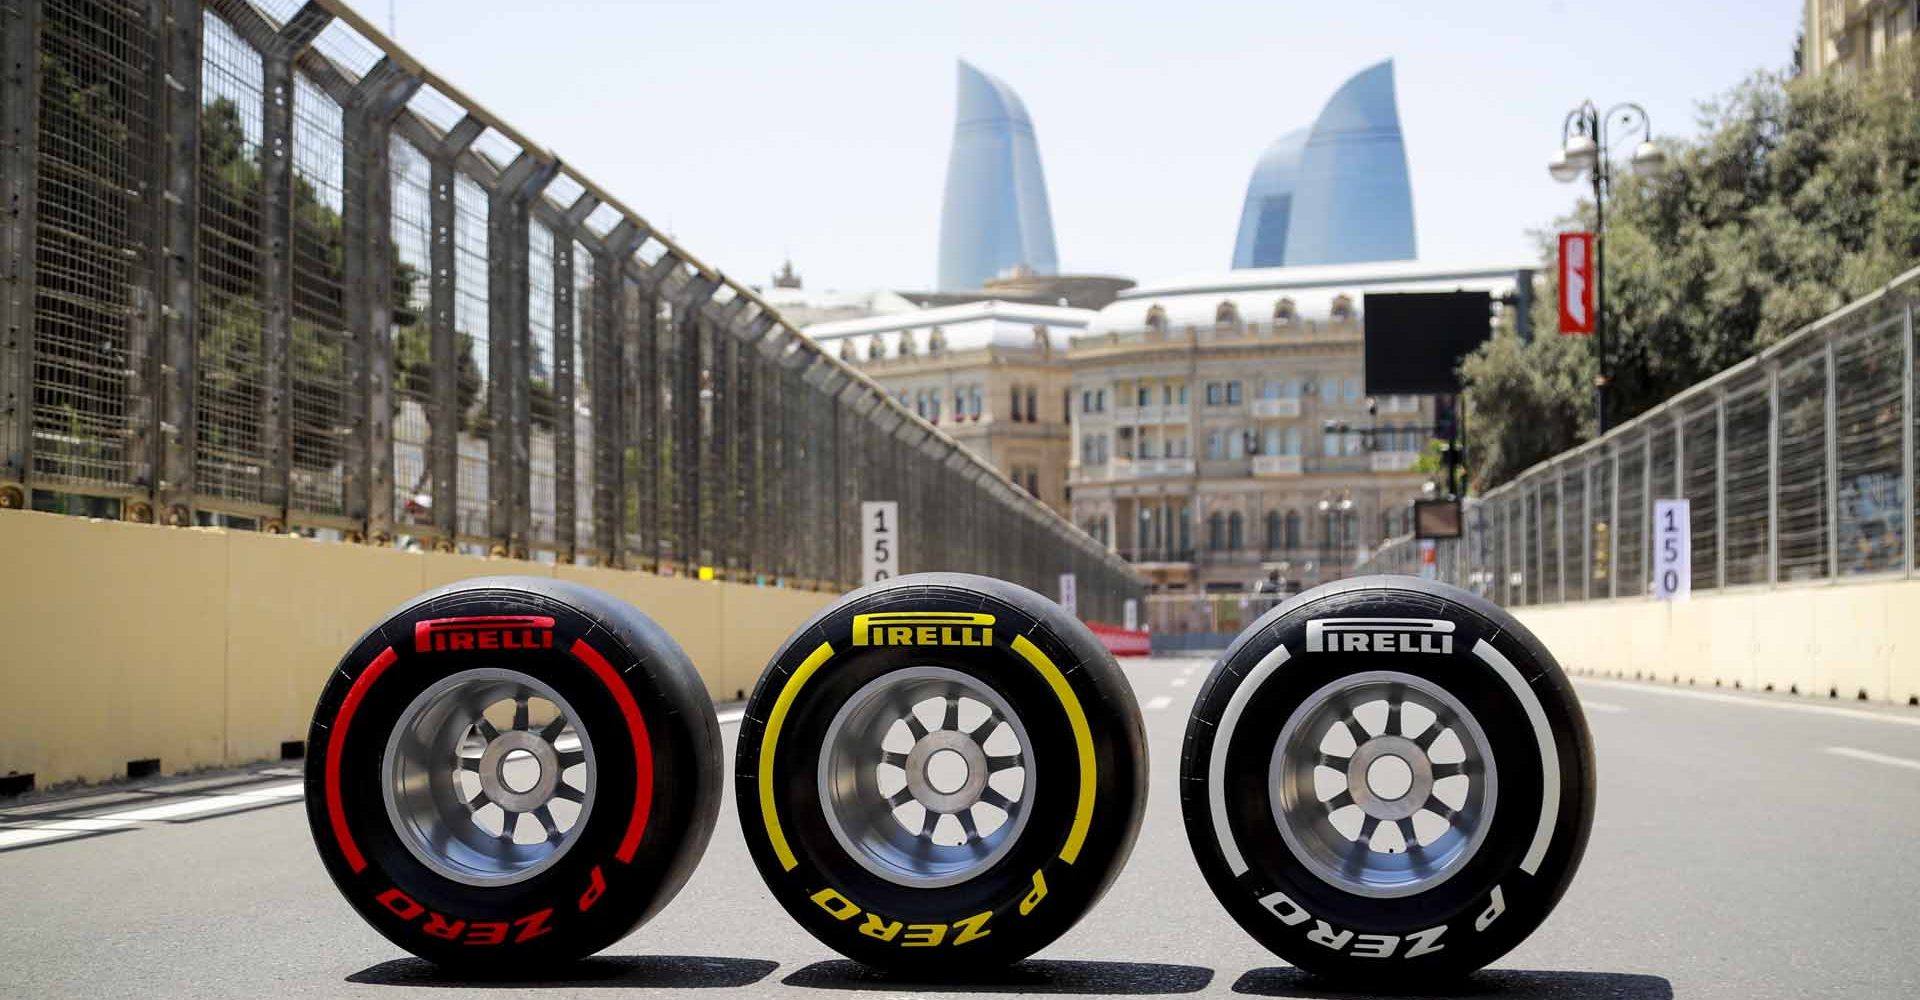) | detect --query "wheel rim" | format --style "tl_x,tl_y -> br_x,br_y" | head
383,668 -> 597,887
1269,670 -> 1497,898
818,666 -> 1033,888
